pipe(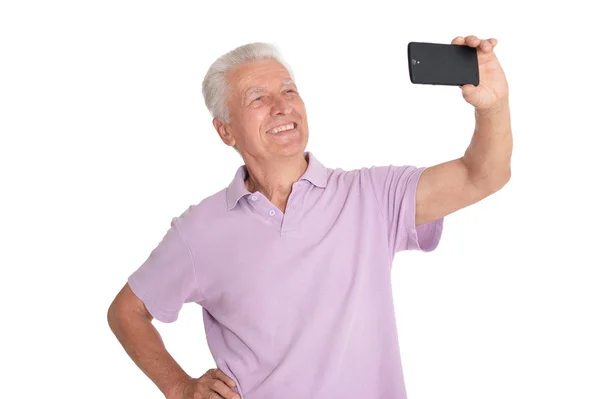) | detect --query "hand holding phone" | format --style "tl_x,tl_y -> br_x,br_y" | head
408,42 -> 479,87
